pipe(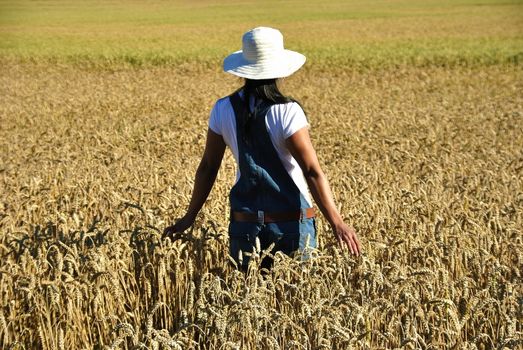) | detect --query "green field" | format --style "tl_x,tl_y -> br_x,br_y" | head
1,0 -> 522,67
